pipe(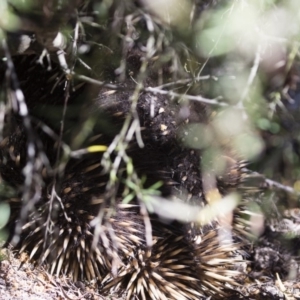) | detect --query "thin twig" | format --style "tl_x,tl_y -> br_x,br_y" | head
237,44 -> 261,113
2,38 -> 45,245
144,86 -> 226,106
244,168 -> 300,199
155,75 -> 216,89
74,74 -> 227,106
